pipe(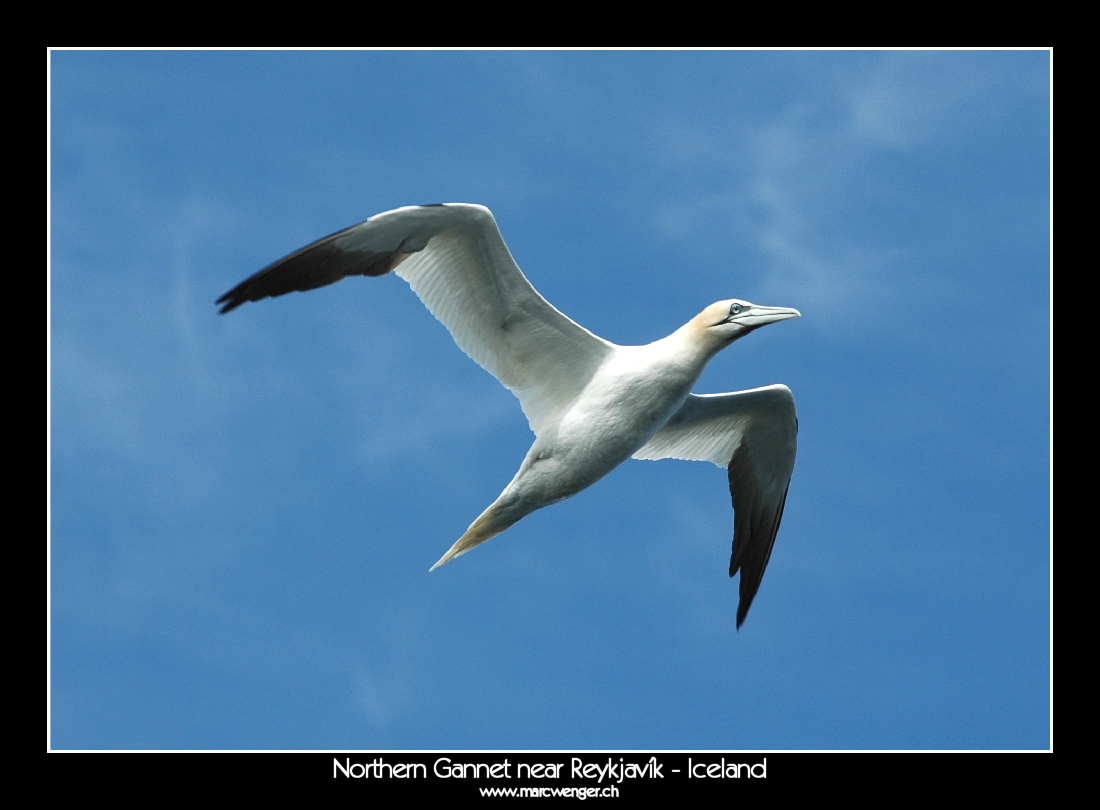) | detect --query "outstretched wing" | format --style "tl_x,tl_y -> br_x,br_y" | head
218,204 -> 613,436
633,385 -> 797,628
